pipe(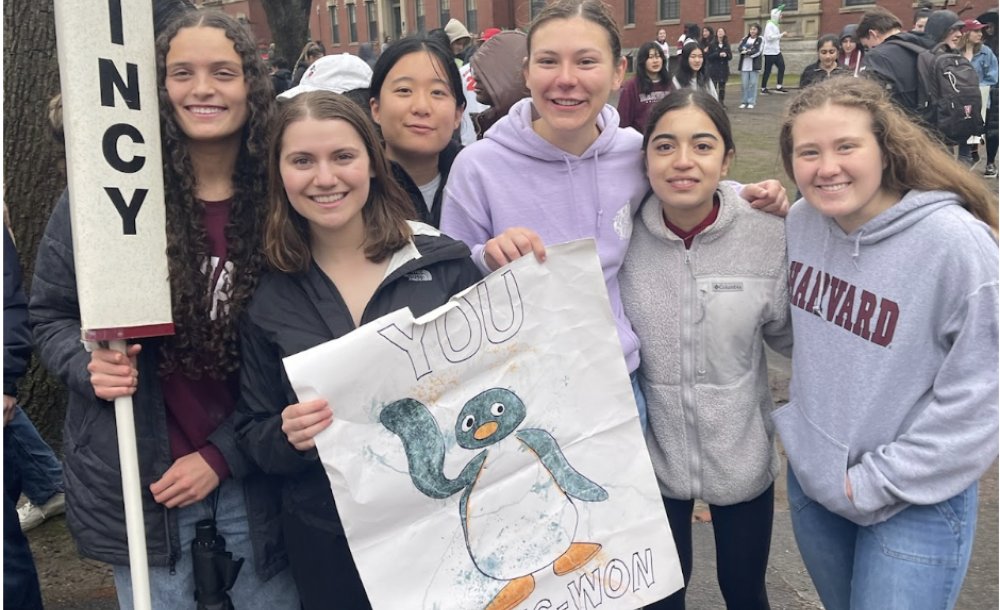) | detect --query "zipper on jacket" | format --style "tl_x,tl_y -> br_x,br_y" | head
681,249 -> 704,499
164,506 -> 178,575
